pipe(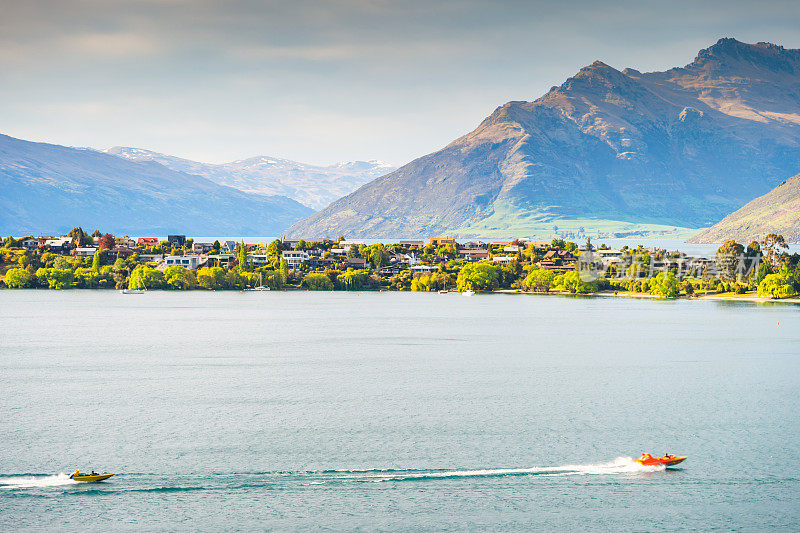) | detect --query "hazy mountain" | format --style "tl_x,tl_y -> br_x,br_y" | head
0,134 -> 312,236
288,38 -> 800,239
103,147 -> 395,210
690,172 -> 800,243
